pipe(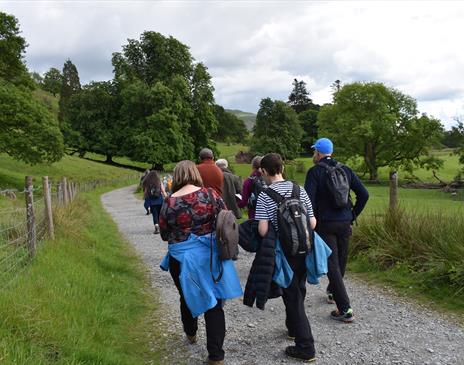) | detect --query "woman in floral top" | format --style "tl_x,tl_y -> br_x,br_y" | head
159,160 -> 227,365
